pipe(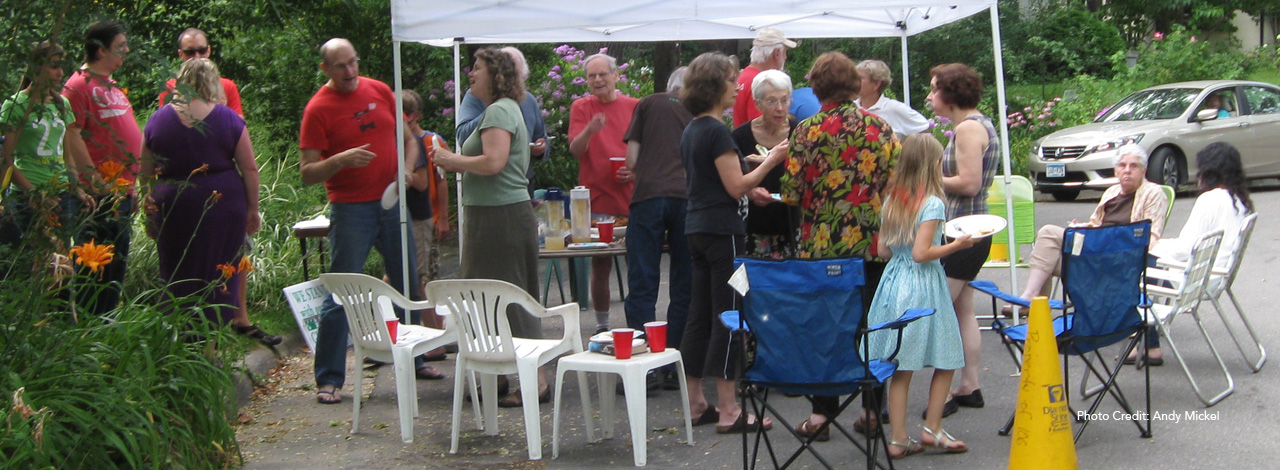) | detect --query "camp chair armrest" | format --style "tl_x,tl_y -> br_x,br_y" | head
1156,257 -> 1228,277
1145,283 -> 1180,300
867,308 -> 935,332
